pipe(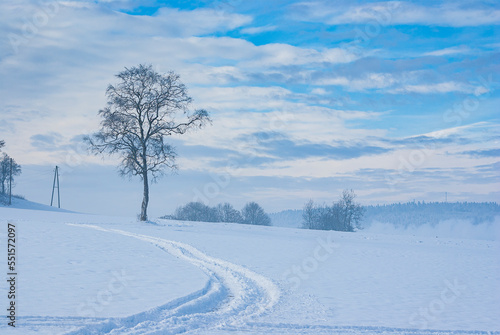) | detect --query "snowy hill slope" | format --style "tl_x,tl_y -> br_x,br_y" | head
0,206 -> 499,334
0,196 -> 75,213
